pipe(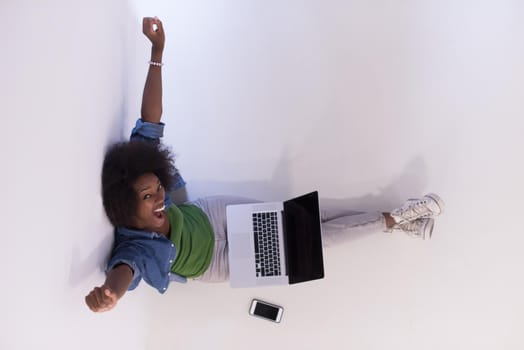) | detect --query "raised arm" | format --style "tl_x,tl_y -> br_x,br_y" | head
141,17 -> 165,124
